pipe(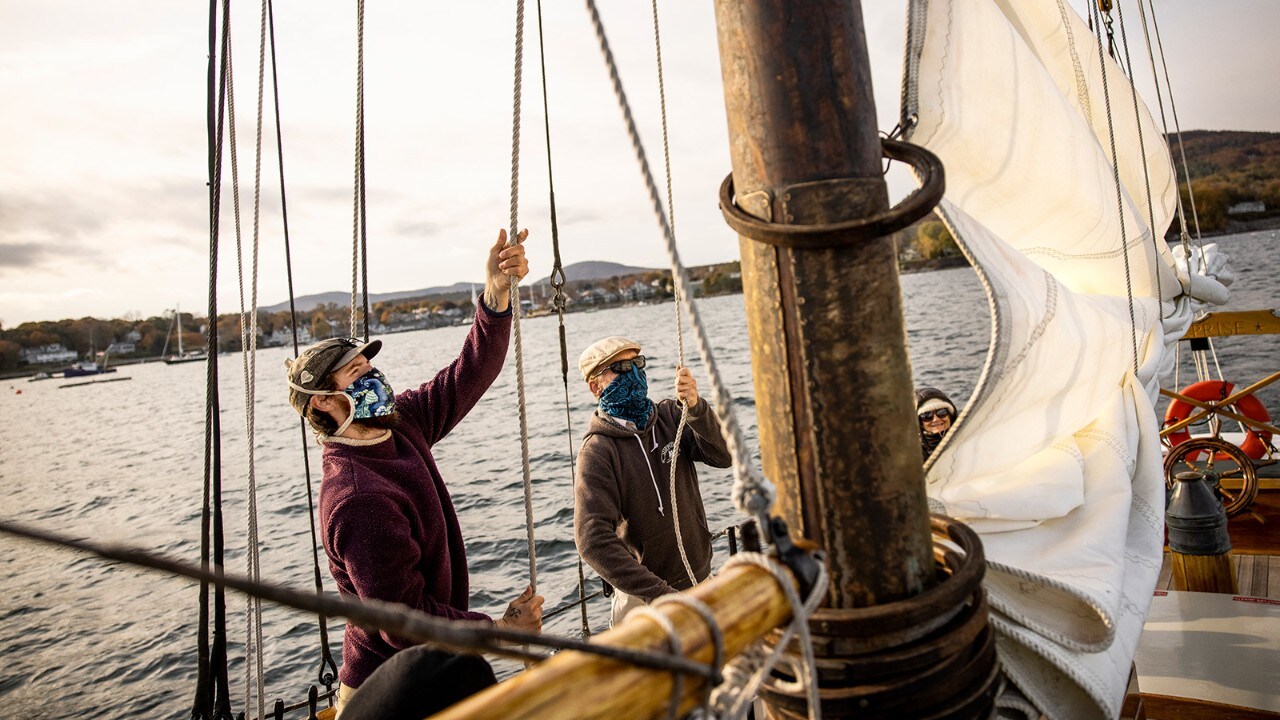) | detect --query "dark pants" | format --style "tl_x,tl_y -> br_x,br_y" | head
339,646 -> 497,720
